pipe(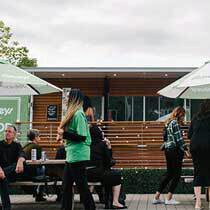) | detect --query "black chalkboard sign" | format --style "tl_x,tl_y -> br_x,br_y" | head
47,105 -> 58,121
